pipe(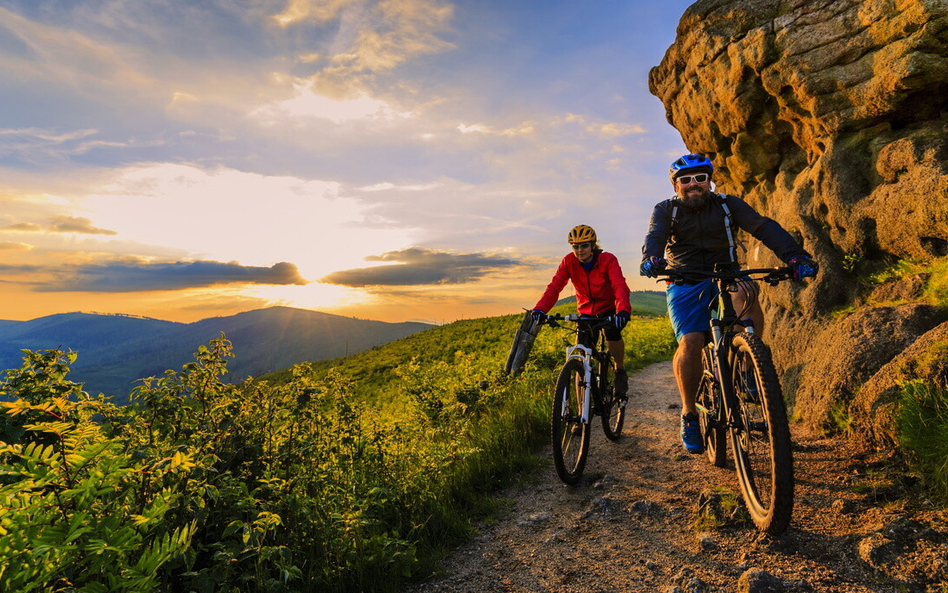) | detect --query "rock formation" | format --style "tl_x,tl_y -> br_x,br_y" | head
649,0 -> 948,443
